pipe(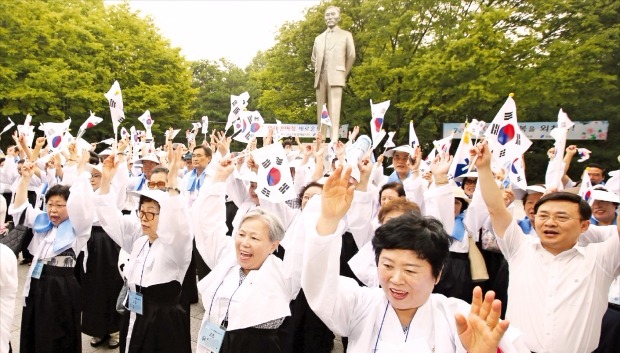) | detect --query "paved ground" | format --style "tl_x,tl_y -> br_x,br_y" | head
9,258 -> 344,352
